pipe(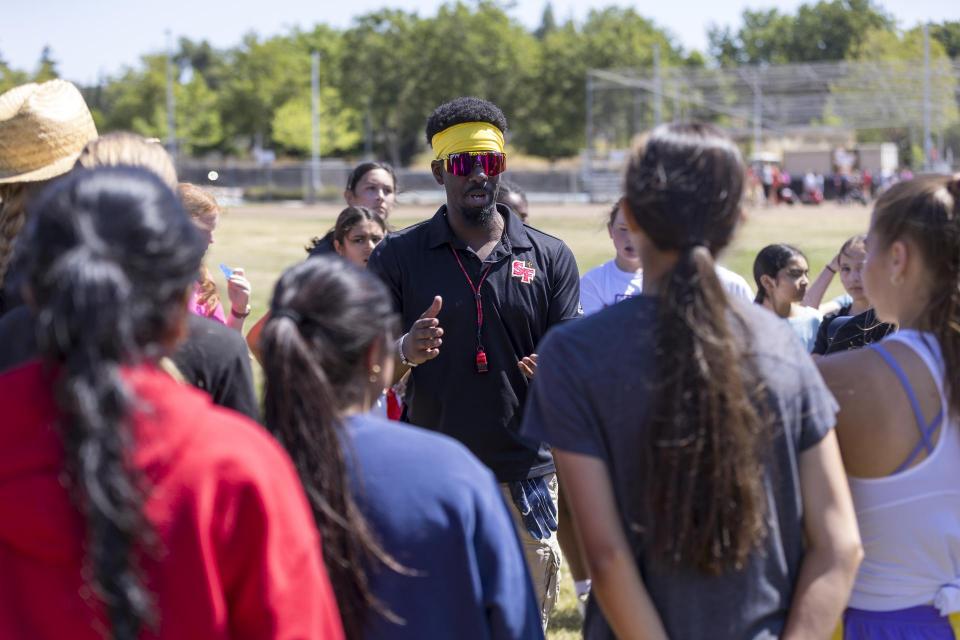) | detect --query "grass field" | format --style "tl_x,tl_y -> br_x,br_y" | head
207,199 -> 871,639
